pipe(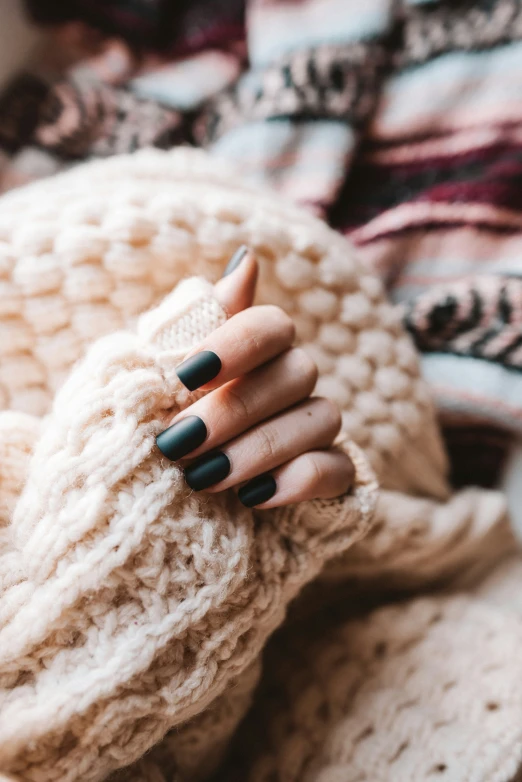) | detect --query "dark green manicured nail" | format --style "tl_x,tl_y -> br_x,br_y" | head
222,245 -> 248,277
156,415 -> 207,461
238,474 -> 277,508
176,350 -> 222,391
184,451 -> 231,491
